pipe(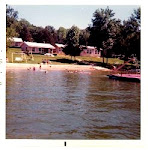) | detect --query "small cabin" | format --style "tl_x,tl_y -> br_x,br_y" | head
80,46 -> 101,57
9,37 -> 23,48
21,42 -> 55,54
54,43 -> 65,55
